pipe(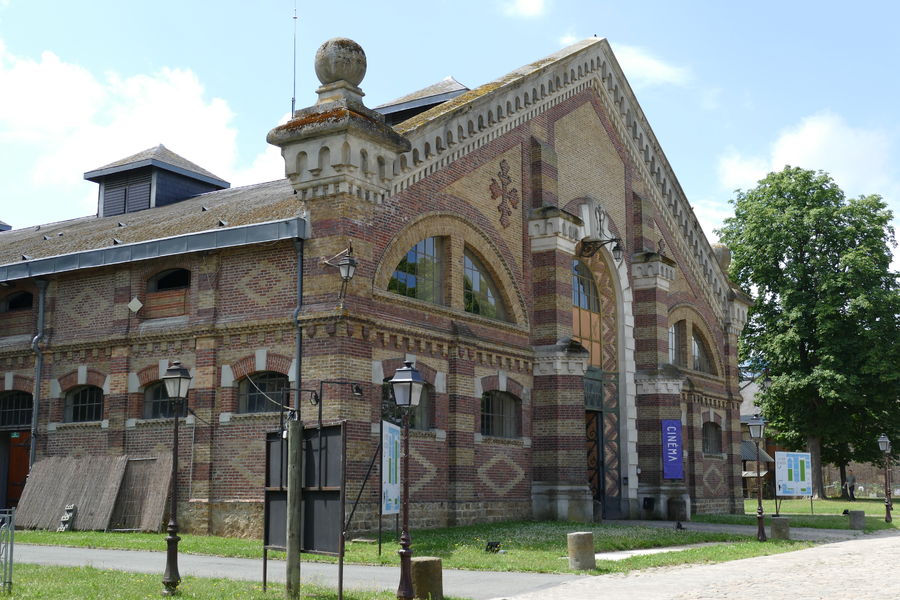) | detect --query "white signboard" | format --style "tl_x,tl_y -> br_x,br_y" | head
382,421 -> 401,515
775,451 -> 813,497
